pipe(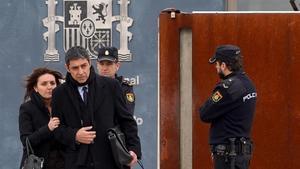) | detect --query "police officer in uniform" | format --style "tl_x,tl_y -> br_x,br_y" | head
199,45 -> 257,169
96,46 -> 135,114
